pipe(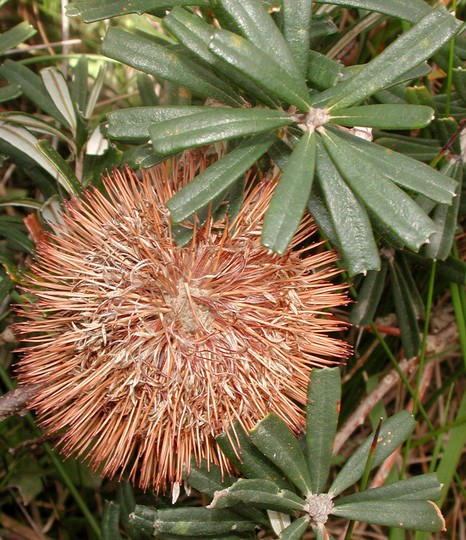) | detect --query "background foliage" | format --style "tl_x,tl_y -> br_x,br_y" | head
0,0 -> 465,538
